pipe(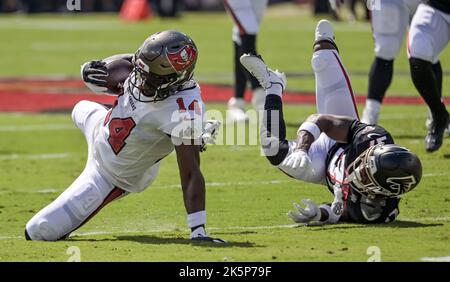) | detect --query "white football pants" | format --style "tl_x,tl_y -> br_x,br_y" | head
25,101 -> 128,241
223,0 -> 268,45
408,3 -> 450,64
371,0 -> 420,60
278,49 -> 359,184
